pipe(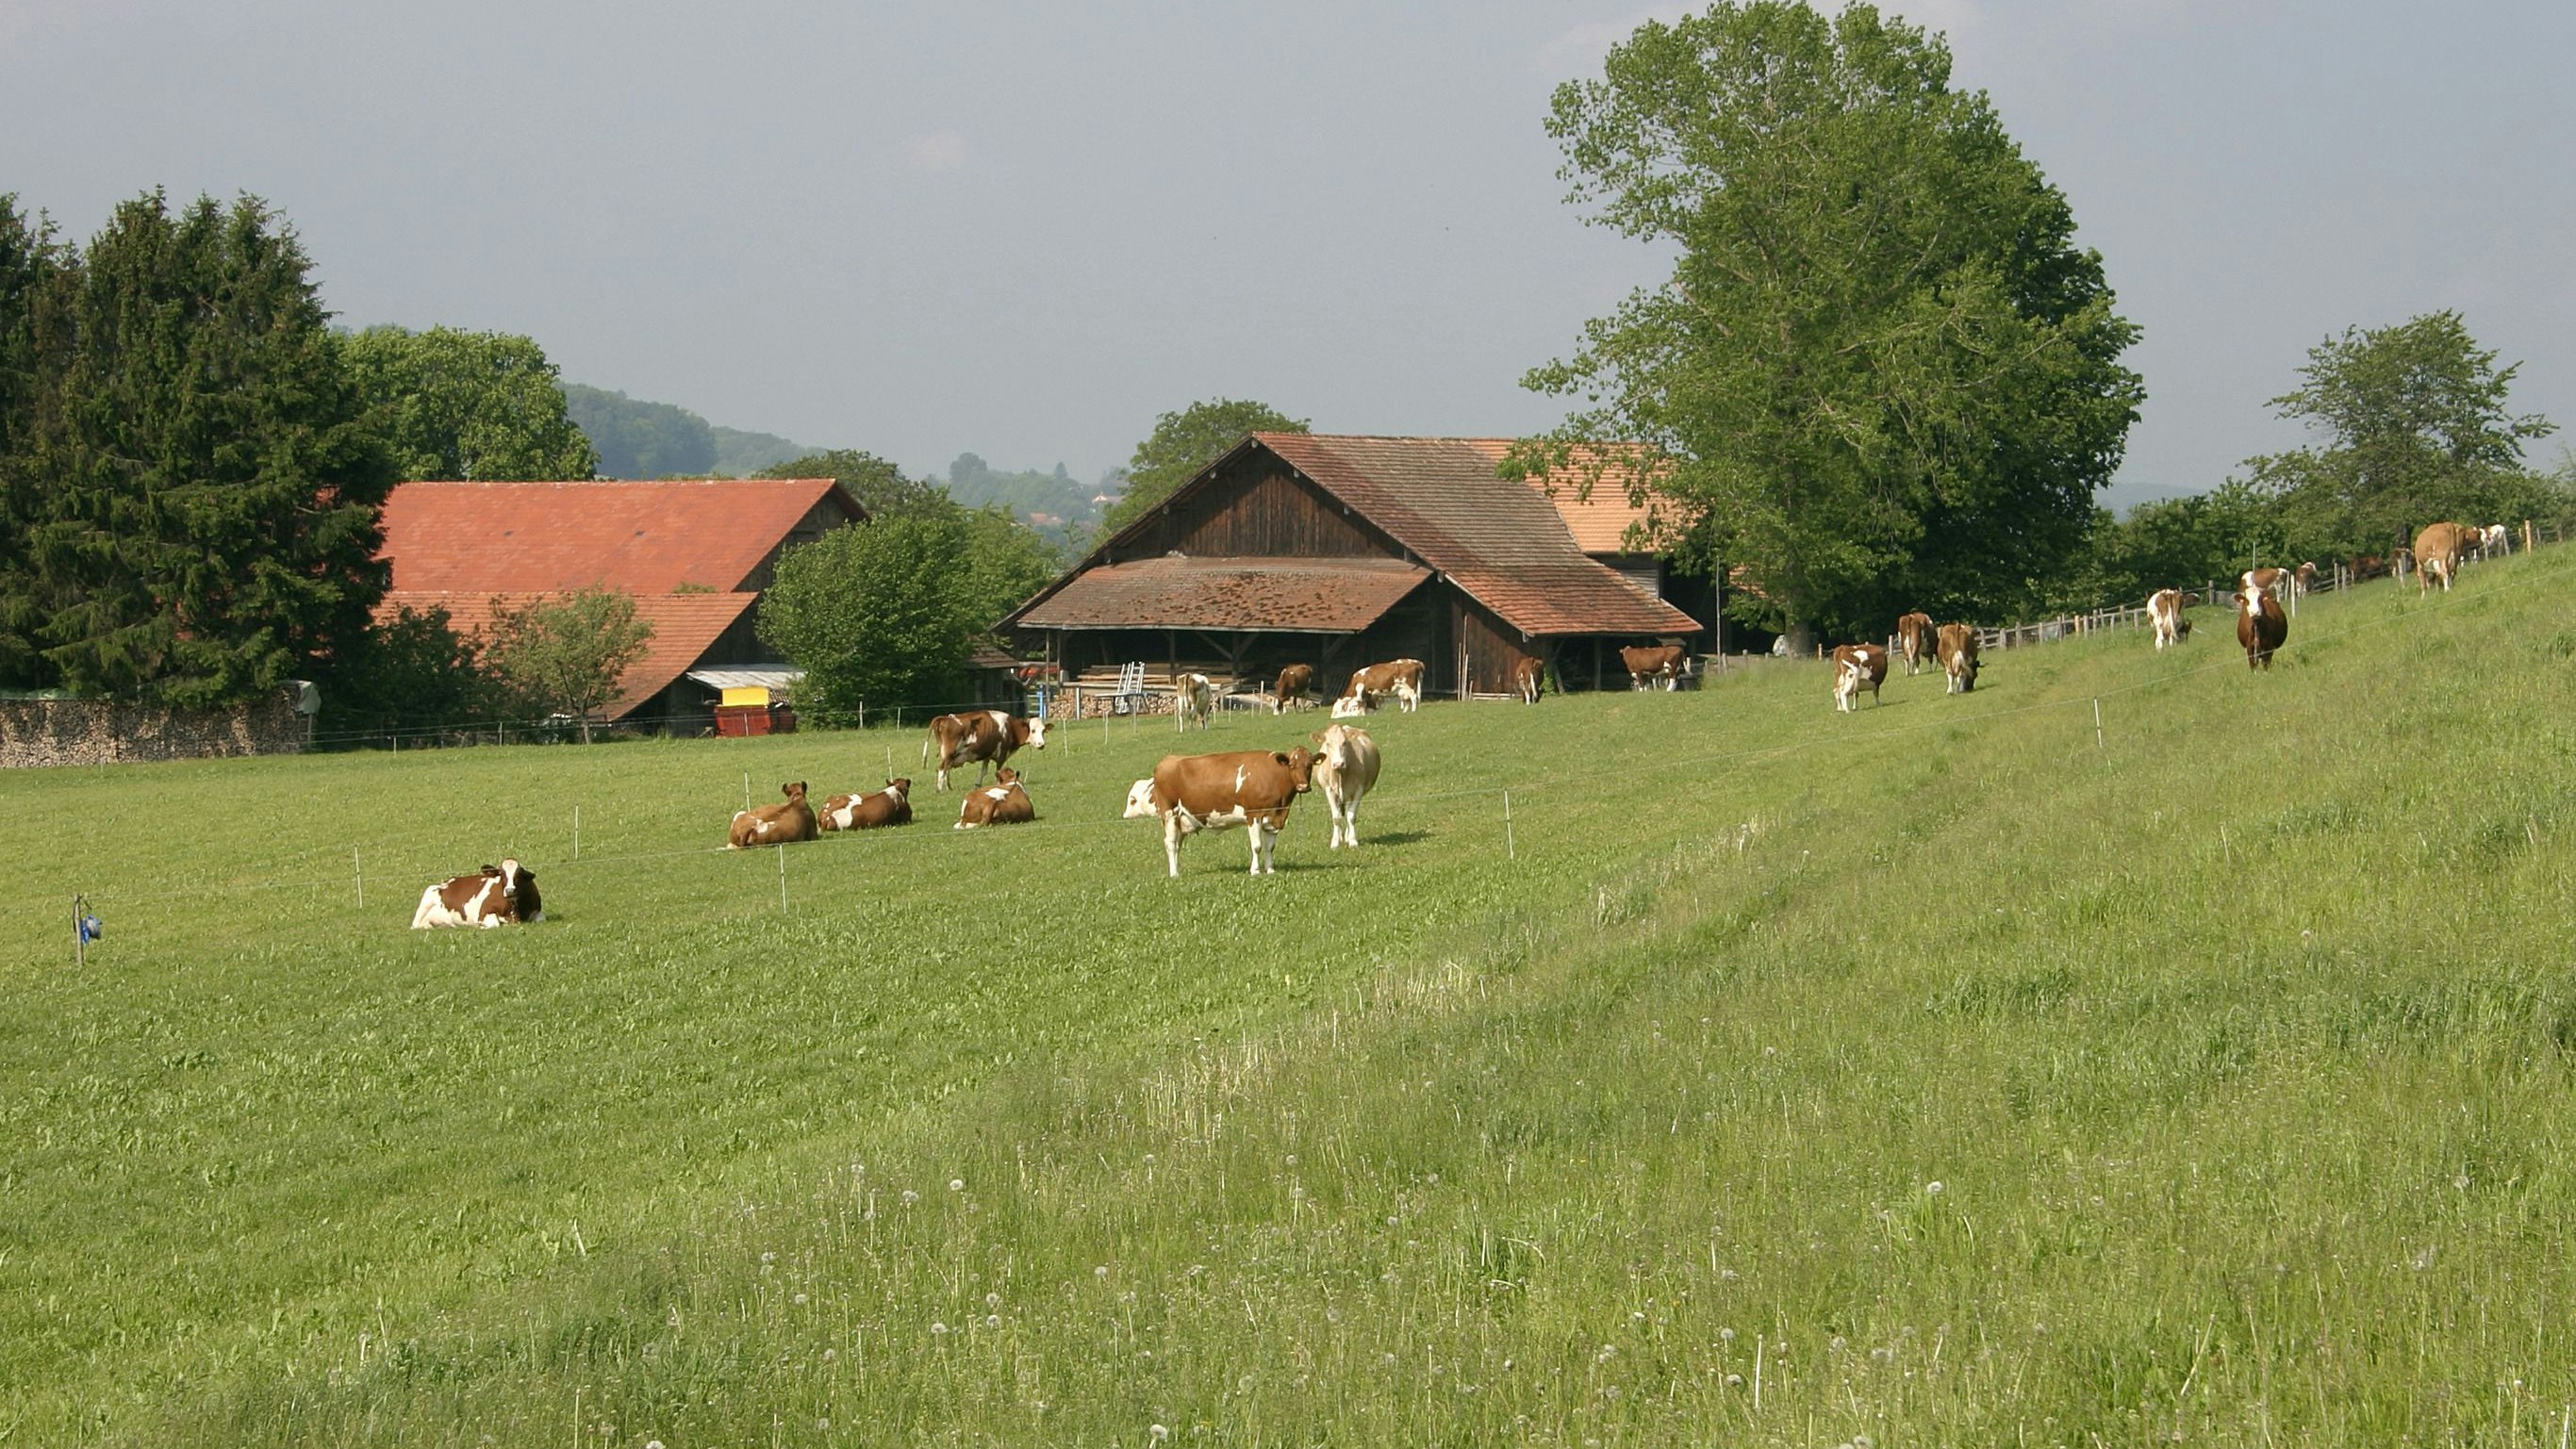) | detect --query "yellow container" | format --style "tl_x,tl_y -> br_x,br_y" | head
719,685 -> 771,708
